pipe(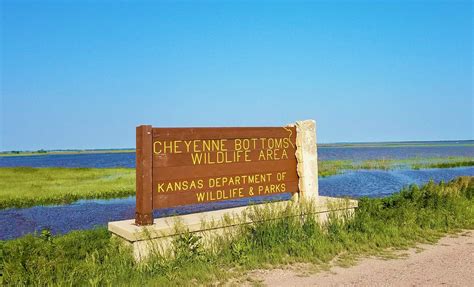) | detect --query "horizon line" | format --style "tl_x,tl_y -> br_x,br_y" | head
1,139 -> 473,153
